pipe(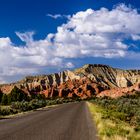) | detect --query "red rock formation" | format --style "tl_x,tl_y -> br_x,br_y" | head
97,83 -> 140,98
43,77 -> 108,99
